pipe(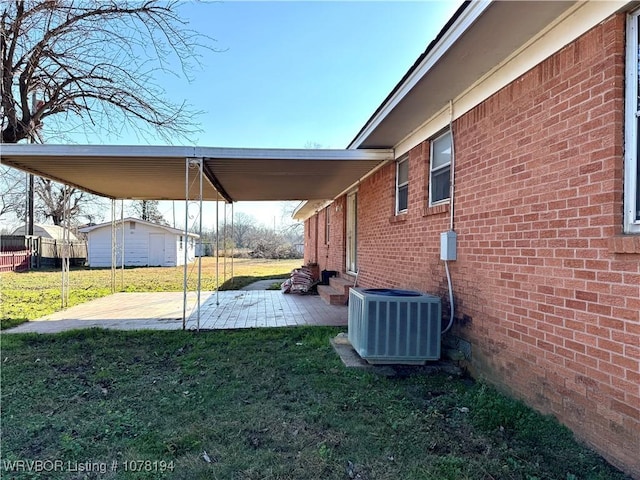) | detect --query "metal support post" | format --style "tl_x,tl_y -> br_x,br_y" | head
231,202 -> 234,280
215,194 -> 220,306
197,158 -> 203,332
120,199 -> 125,289
61,186 -> 70,308
111,199 -> 116,293
182,157 -> 204,331
182,159 -> 190,330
